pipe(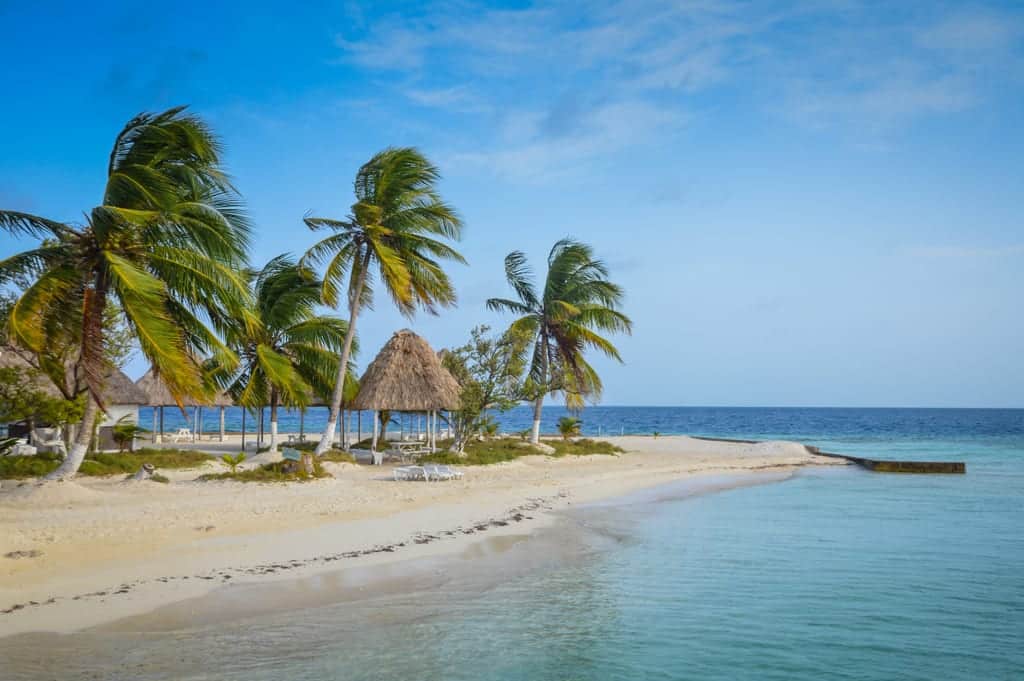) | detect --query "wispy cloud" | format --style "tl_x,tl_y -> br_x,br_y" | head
333,1 -> 1024,175
404,85 -> 491,113
451,99 -> 683,179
